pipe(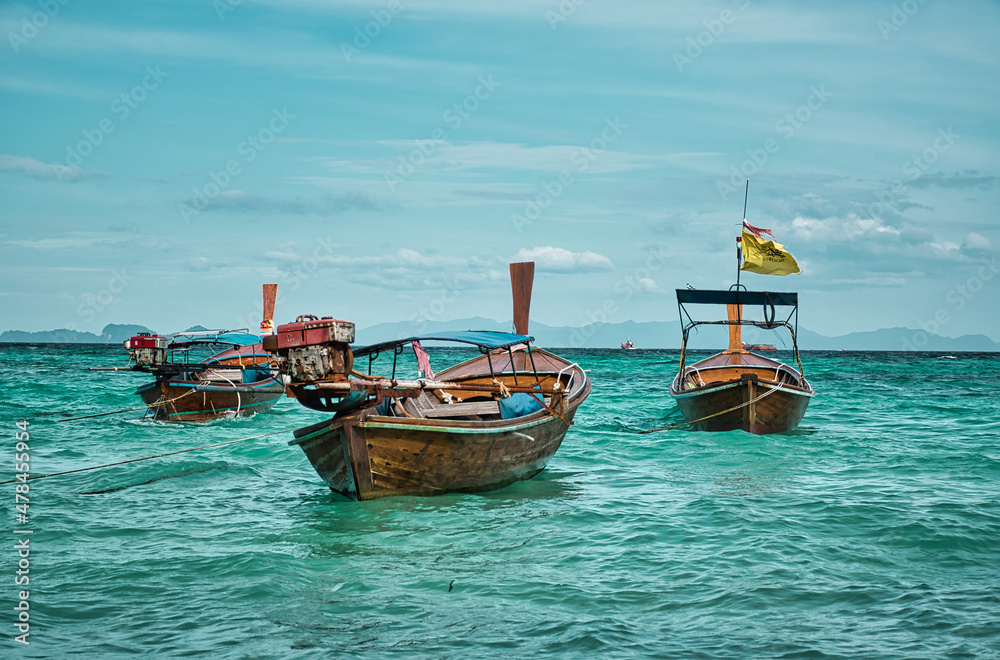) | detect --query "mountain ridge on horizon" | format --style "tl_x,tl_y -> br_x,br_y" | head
354,316 -> 1000,352
2,319 -> 997,352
